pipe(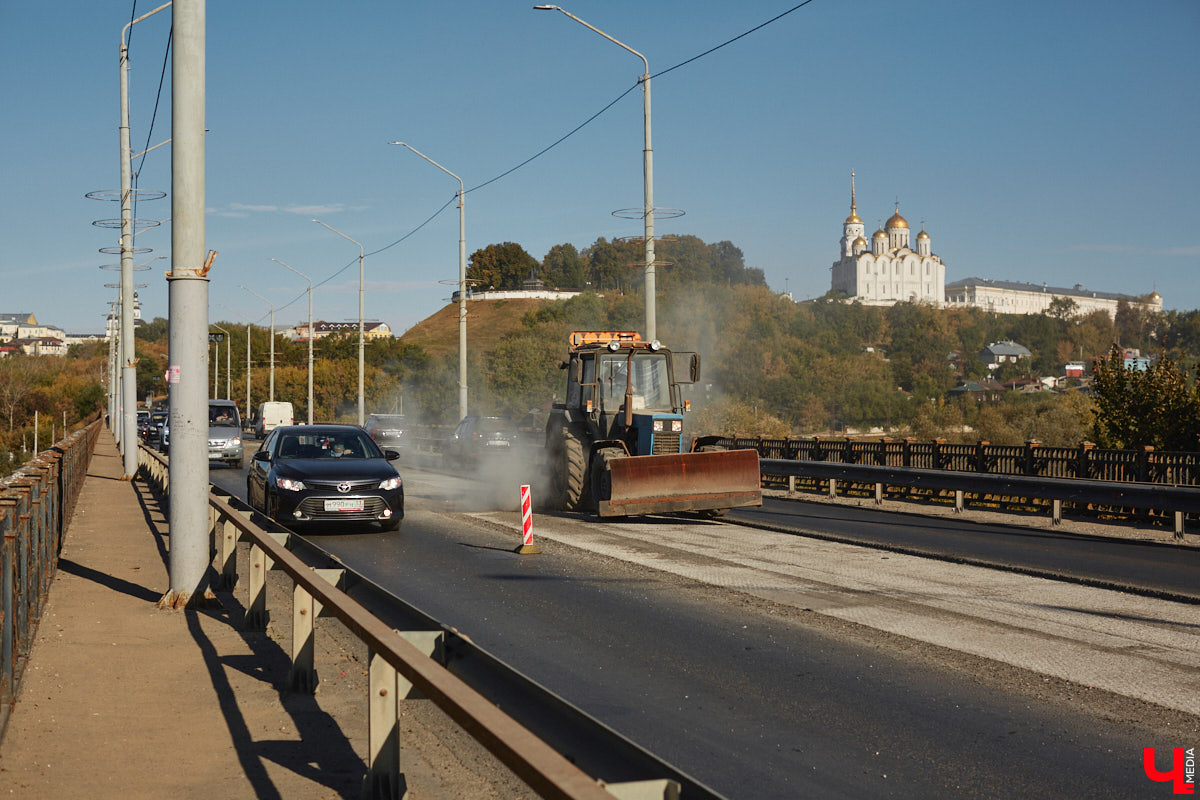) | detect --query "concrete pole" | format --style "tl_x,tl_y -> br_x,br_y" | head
312,220 -> 364,425
457,188 -> 467,421
245,323 -> 251,422
163,0 -> 210,609
306,285 -> 313,422
534,5 -> 655,340
269,308 -> 275,401
240,285 -> 275,402
641,68 -> 655,342
272,259 -> 314,424
117,2 -> 170,478
388,142 -> 467,420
